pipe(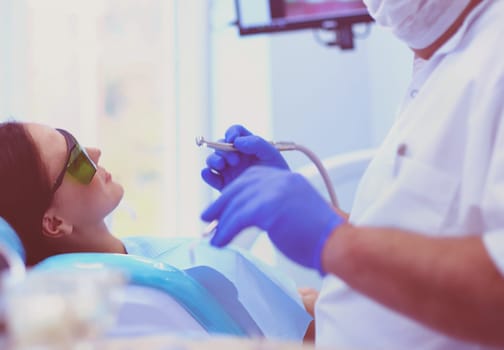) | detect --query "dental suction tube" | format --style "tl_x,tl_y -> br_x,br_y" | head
196,136 -> 339,208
